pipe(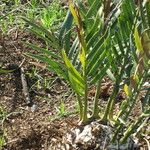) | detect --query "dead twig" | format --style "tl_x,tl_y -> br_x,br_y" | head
20,67 -> 32,106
